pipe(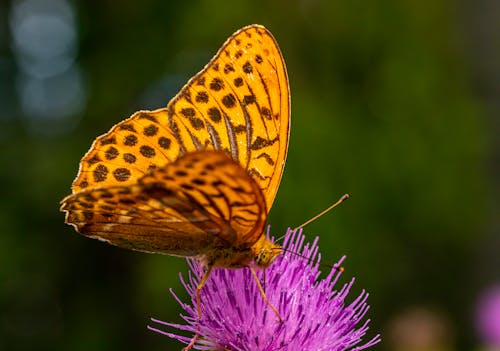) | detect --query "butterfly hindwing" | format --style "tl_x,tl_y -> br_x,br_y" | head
61,150 -> 267,254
